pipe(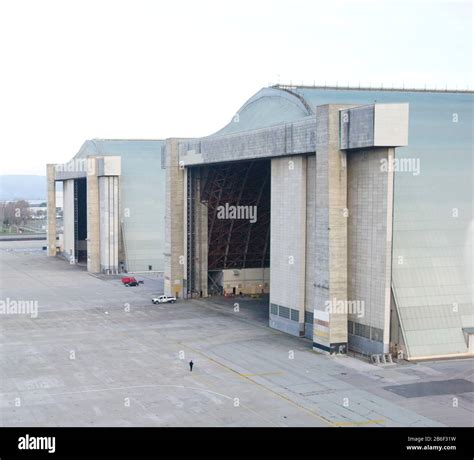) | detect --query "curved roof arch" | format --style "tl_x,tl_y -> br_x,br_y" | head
73,139 -> 164,160
212,87 -> 314,136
